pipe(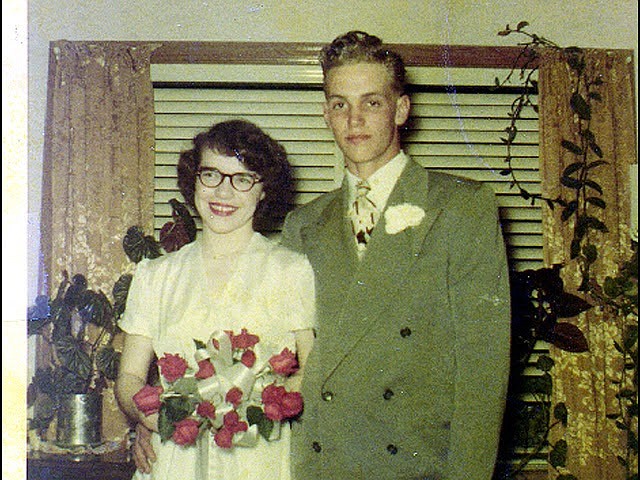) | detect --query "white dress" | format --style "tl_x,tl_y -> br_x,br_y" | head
120,233 -> 316,480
